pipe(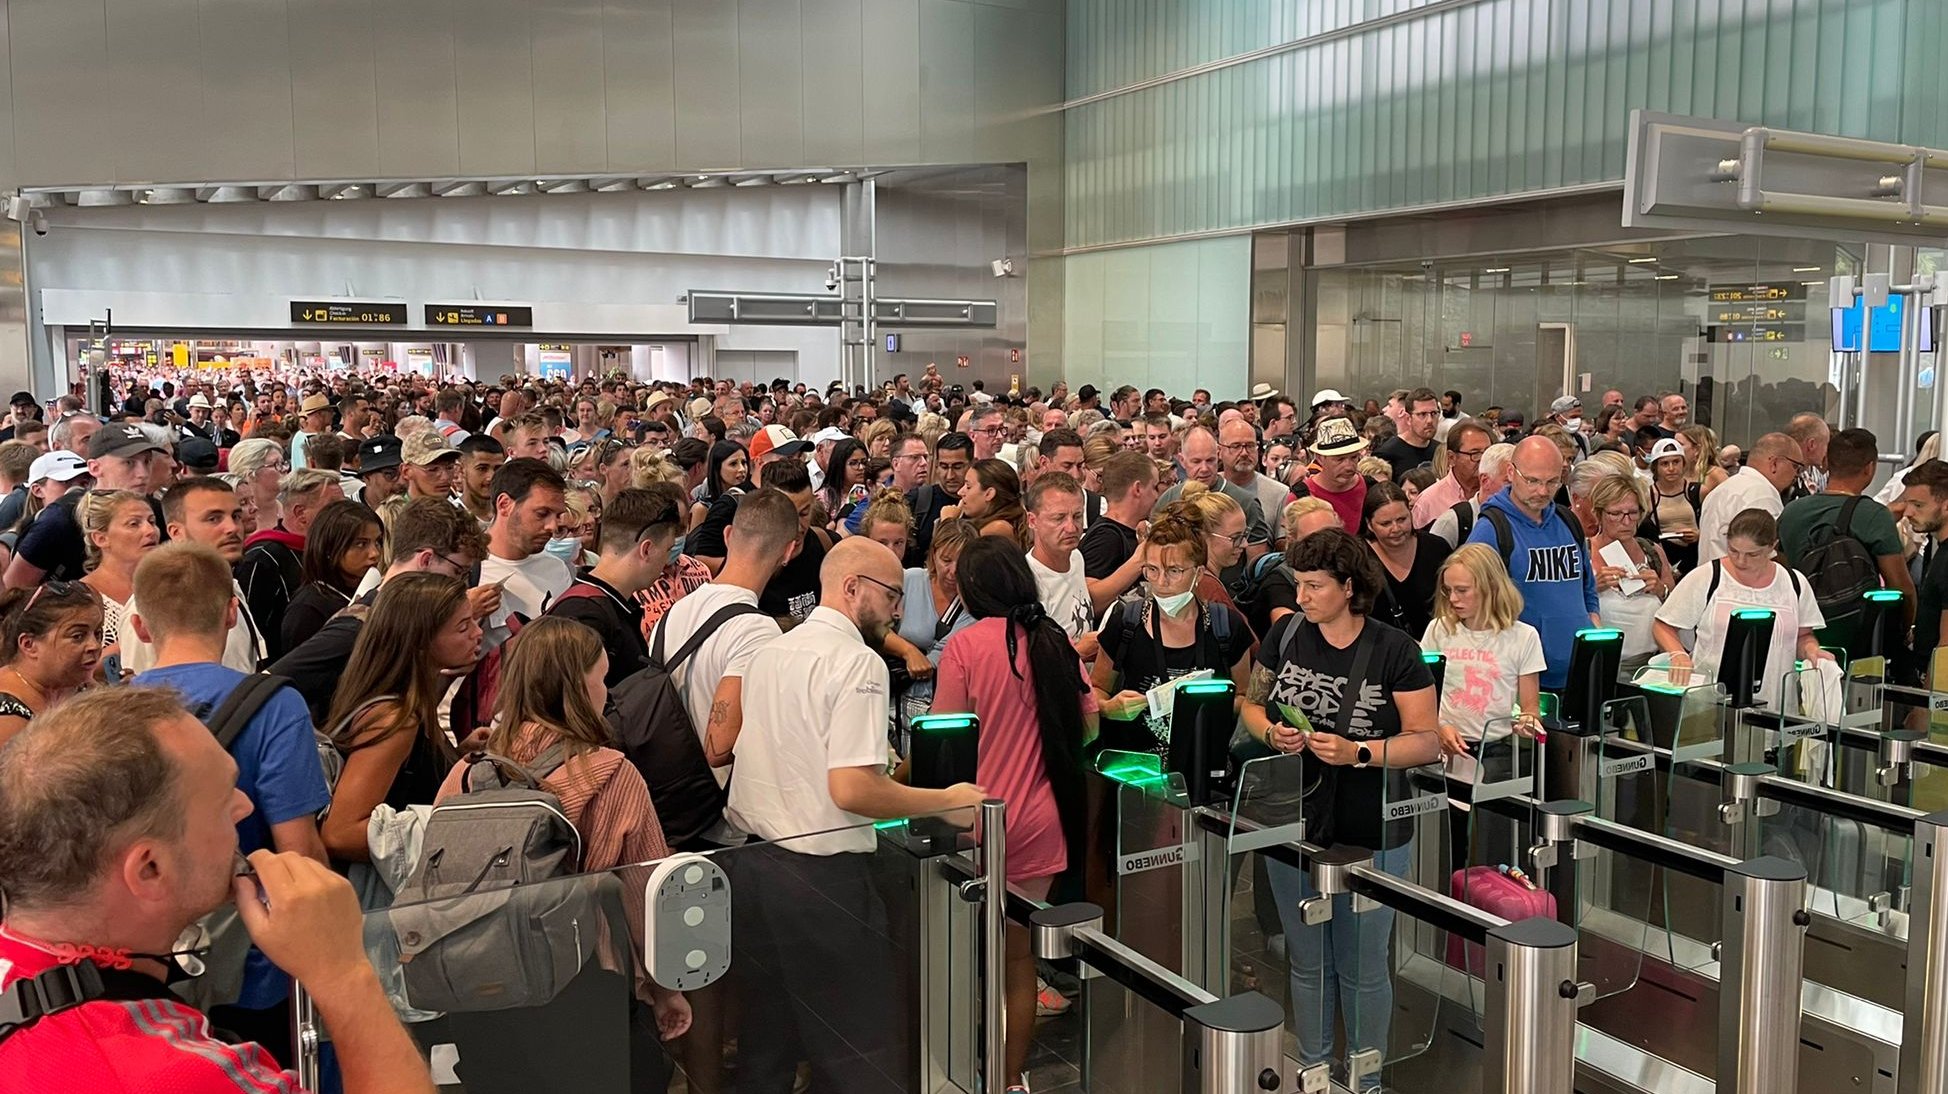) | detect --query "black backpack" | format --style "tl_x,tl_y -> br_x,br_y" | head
1482,502 -> 1588,574
1448,500 -> 1476,543
173,672 -> 294,1013
608,602 -> 764,848
1793,495 -> 1879,623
